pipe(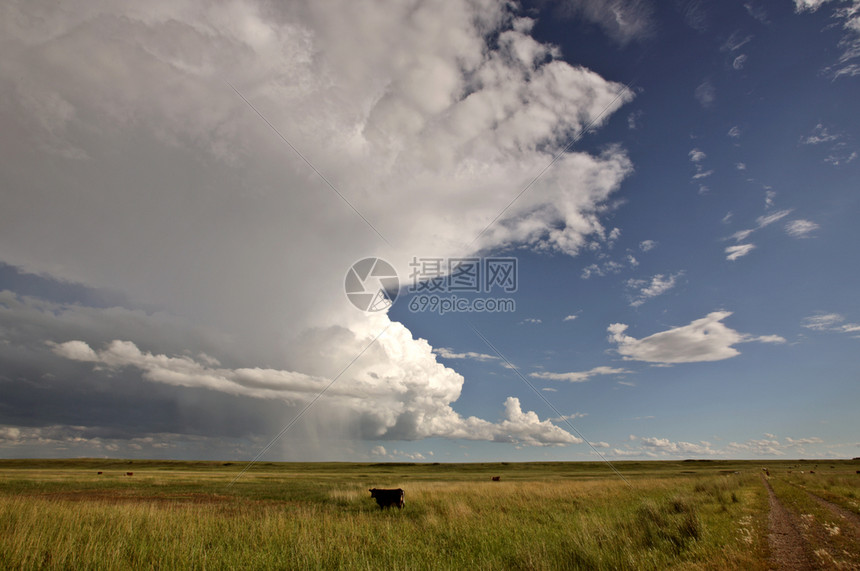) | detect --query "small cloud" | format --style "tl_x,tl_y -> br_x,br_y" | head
617,380 -> 636,387
520,318 -> 542,325
725,208 -> 794,250
785,219 -> 820,238
563,315 -> 578,322
732,54 -> 748,70
695,79 -> 715,108
801,123 -> 839,145
728,126 -> 742,138
728,230 -> 752,243
726,244 -> 755,260
744,3 -> 769,23
581,260 -> 625,279
785,436 -> 823,445
628,110 -> 643,130
558,0 -> 656,46
824,151 -> 857,166
541,387 -> 557,392
802,313 -> 844,331
764,189 -> 776,208
721,31 -> 753,52
371,445 -> 387,457
722,212 -> 733,224
627,272 -> 683,307
801,124 -> 857,165
531,366 -> 632,383
756,209 -> 792,228
550,412 -> 588,422
751,335 -> 787,344
434,347 -> 498,361
736,162 -> 746,170
682,0 -> 710,32
692,169 -> 714,180
802,312 -> 860,334
689,148 -> 707,163
639,240 -> 658,252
